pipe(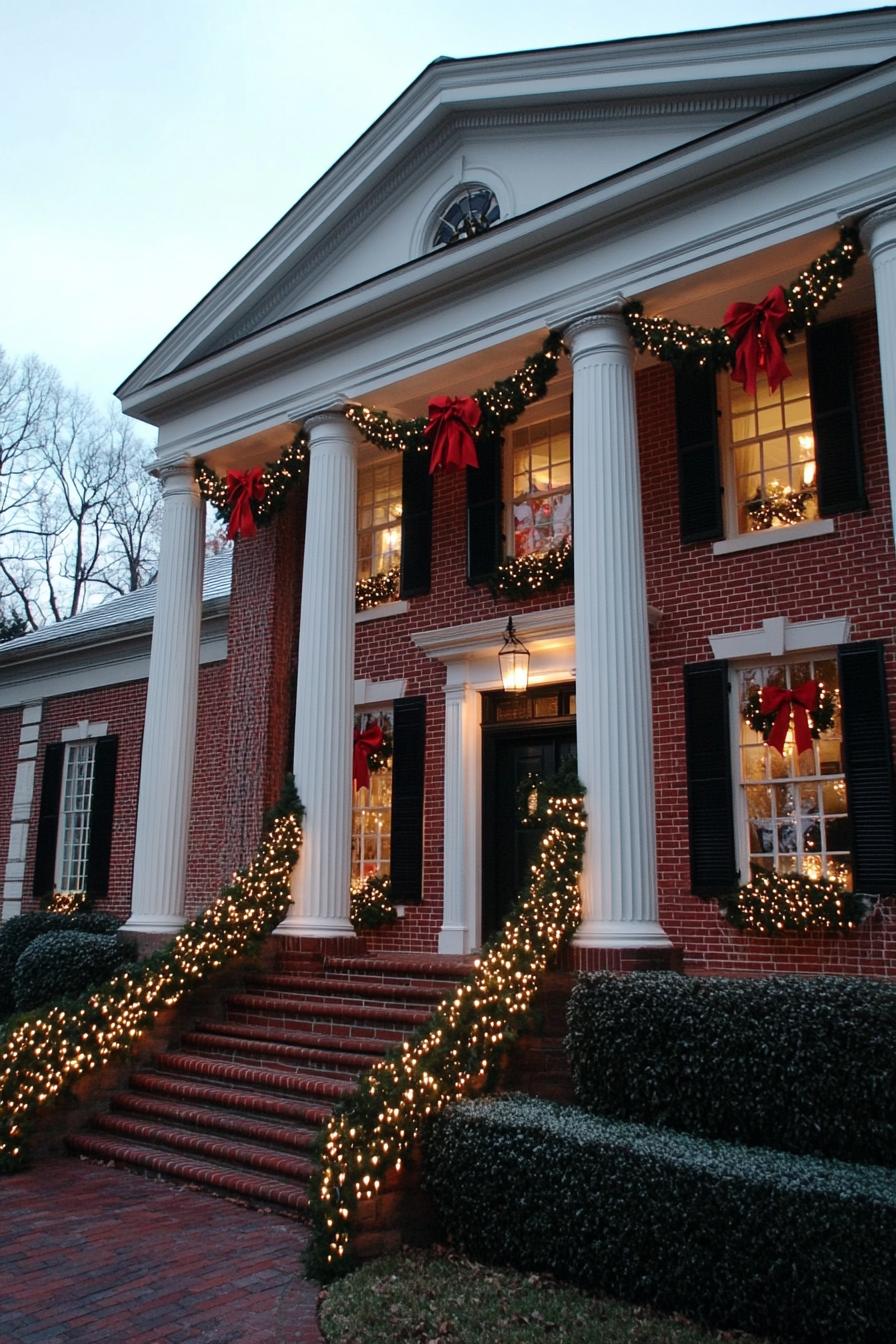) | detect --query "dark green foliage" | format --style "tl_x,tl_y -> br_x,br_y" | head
426,1096 -> 896,1344
565,971 -> 896,1165
0,912 -> 121,1013
13,931 -> 136,1011
487,538 -> 573,600
262,773 -> 305,833
350,874 -> 396,931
